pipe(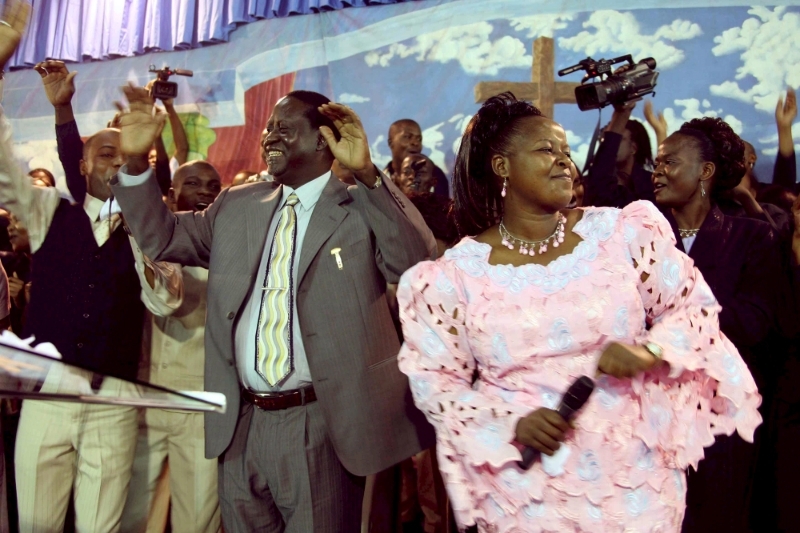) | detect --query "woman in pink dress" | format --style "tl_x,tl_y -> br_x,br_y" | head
396,93 -> 761,533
